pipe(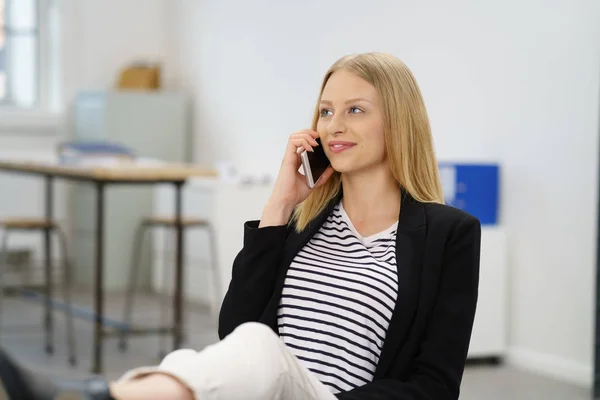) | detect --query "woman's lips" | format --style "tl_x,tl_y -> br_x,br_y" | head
329,141 -> 356,153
